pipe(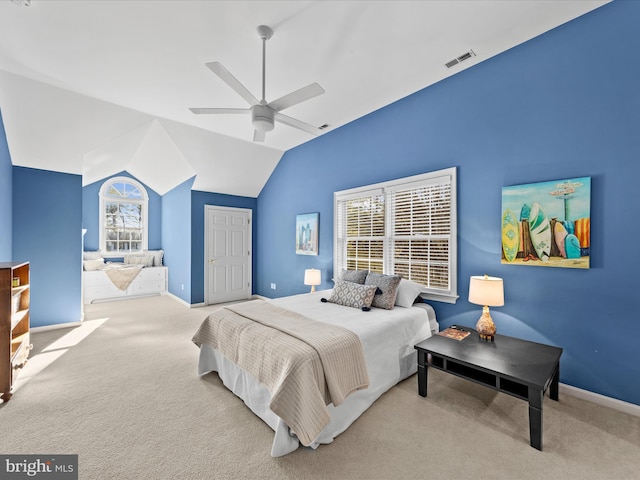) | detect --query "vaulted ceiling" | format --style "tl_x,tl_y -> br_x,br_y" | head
0,0 -> 609,196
